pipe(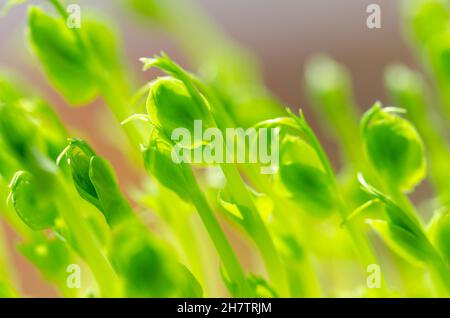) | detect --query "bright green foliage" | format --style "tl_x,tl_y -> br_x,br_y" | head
259,119 -> 336,218
0,0 -> 450,299
128,0 -> 283,127
358,175 -> 450,292
361,103 -> 427,192
58,139 -> 134,227
8,171 -> 58,230
142,131 -> 191,202
279,162 -> 335,217
385,64 -> 450,203
28,7 -> 97,105
28,7 -> 124,106
406,0 -> 449,45
147,77 -> 214,145
359,176 -> 432,263
18,237 -> 76,291
304,55 -> 358,137
0,91 -> 67,175
110,221 -> 202,297
404,0 -> 450,119
384,65 -> 426,120
429,209 -> 450,263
